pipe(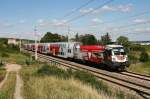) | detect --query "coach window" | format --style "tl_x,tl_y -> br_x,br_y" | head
68,49 -> 71,53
